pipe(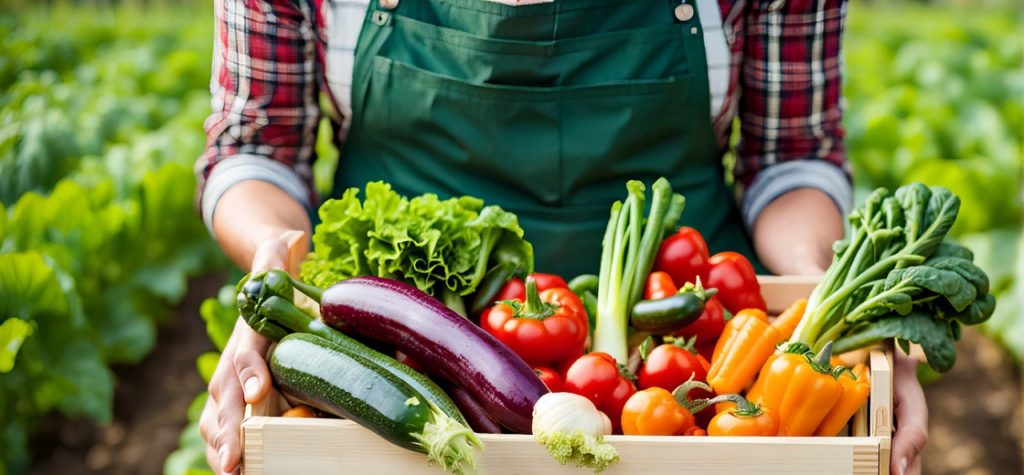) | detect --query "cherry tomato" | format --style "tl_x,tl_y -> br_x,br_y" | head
705,252 -> 767,314
654,227 -> 711,287
563,352 -> 637,433
637,339 -> 712,399
533,366 -> 563,392
621,387 -> 696,435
